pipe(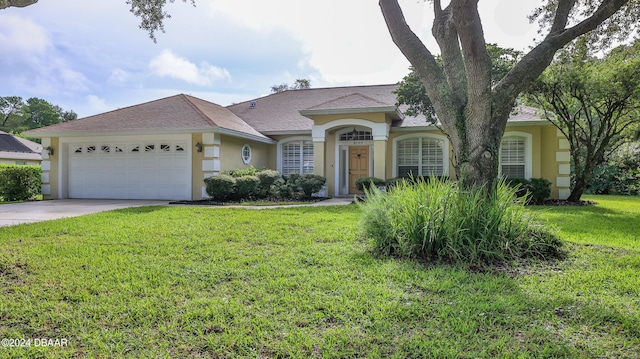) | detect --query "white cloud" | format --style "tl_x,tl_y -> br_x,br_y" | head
149,49 -> 231,86
108,68 -> 130,85
86,95 -> 110,114
0,14 -> 50,58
